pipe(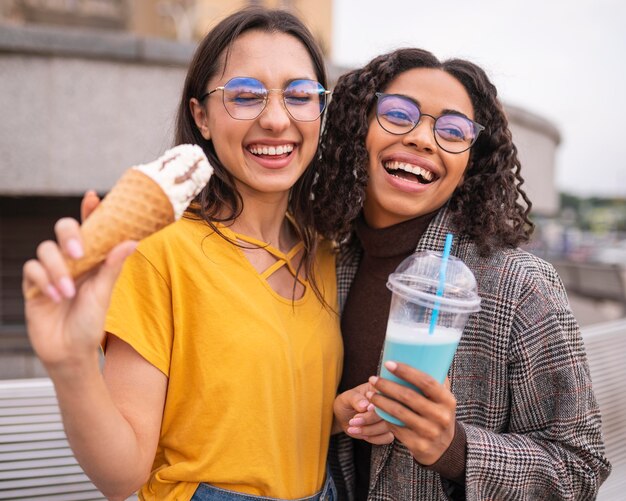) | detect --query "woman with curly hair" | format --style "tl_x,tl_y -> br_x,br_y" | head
316,48 -> 611,500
